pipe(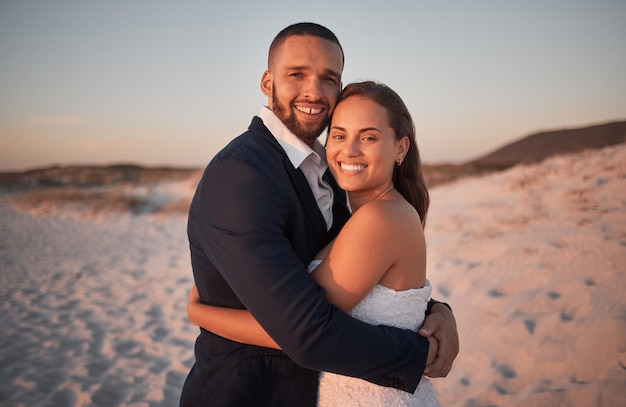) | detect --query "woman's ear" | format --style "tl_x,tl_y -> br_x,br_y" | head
396,136 -> 410,163
261,70 -> 273,99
